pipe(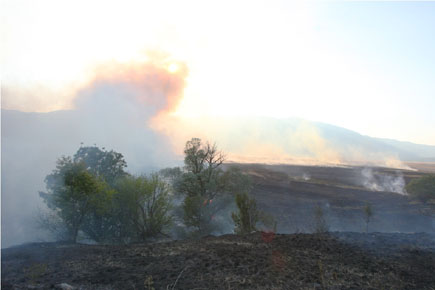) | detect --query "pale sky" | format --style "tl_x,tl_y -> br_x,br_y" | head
2,0 -> 435,145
